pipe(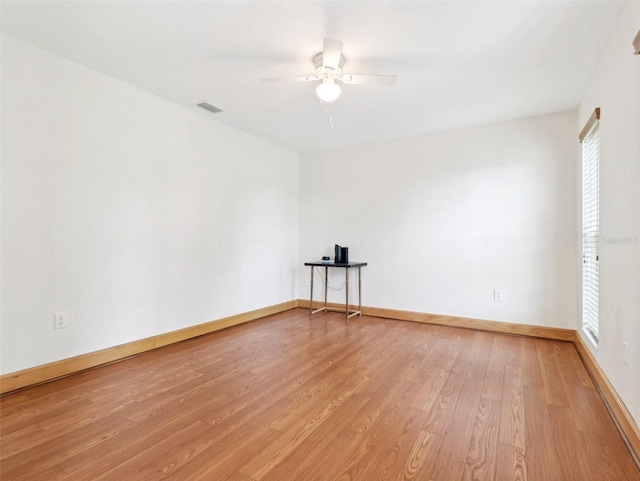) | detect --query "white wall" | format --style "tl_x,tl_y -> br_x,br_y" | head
0,35 -> 299,374
577,2 -> 640,426
299,111 -> 578,329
